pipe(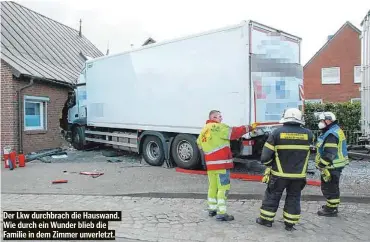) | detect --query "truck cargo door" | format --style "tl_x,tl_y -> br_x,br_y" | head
250,22 -> 303,123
